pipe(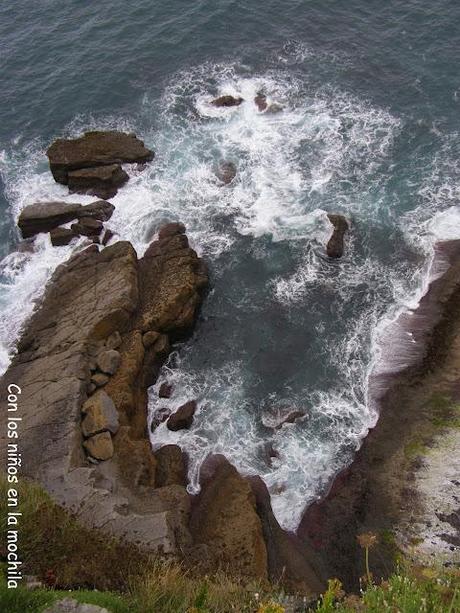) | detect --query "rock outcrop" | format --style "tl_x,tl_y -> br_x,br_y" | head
326,214 -> 349,258
67,164 -> 129,200
189,456 -> 268,580
18,200 -> 114,239
167,400 -> 197,431
47,131 -> 154,184
211,95 -> 244,107
216,161 -> 237,185
0,224 -> 207,555
254,93 -> 268,112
